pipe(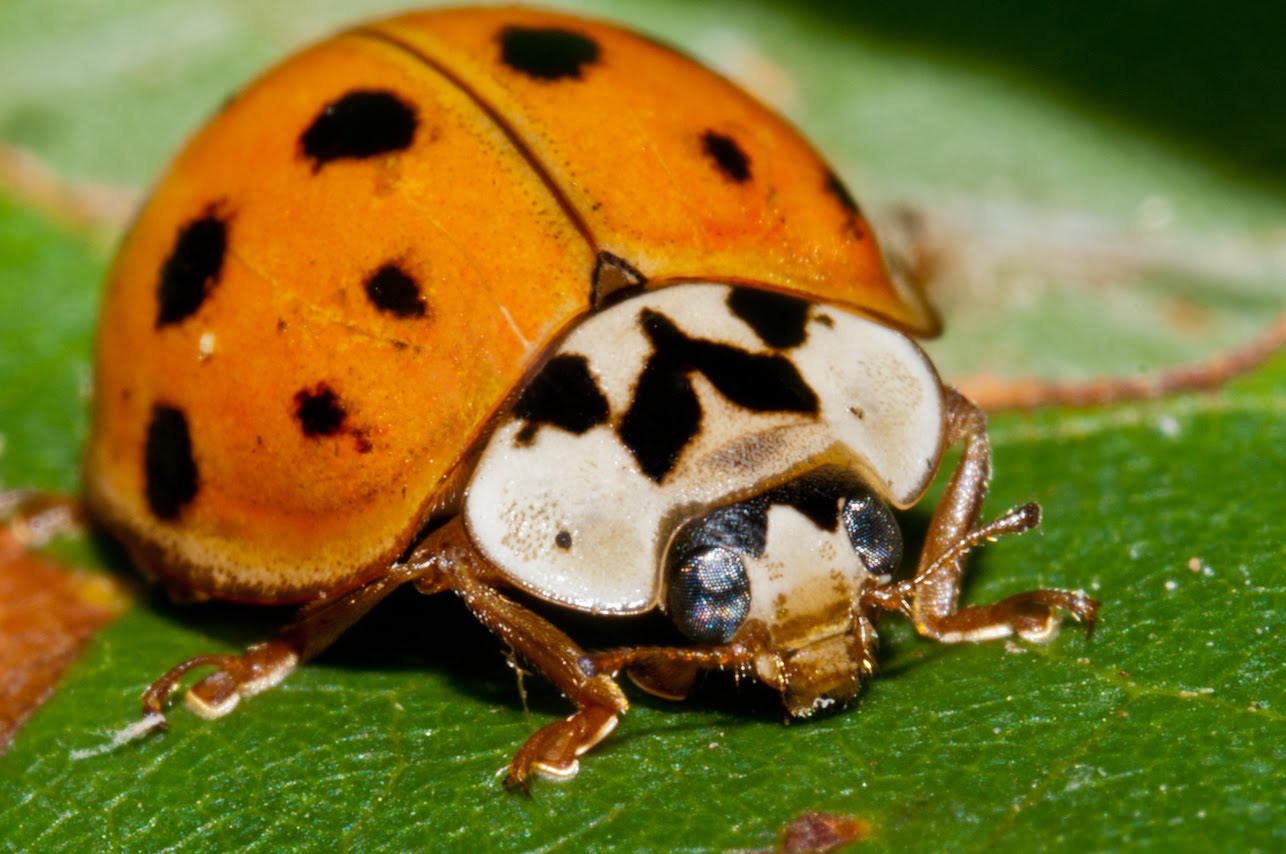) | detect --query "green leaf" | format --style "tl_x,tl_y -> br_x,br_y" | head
2,2 -> 1282,852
